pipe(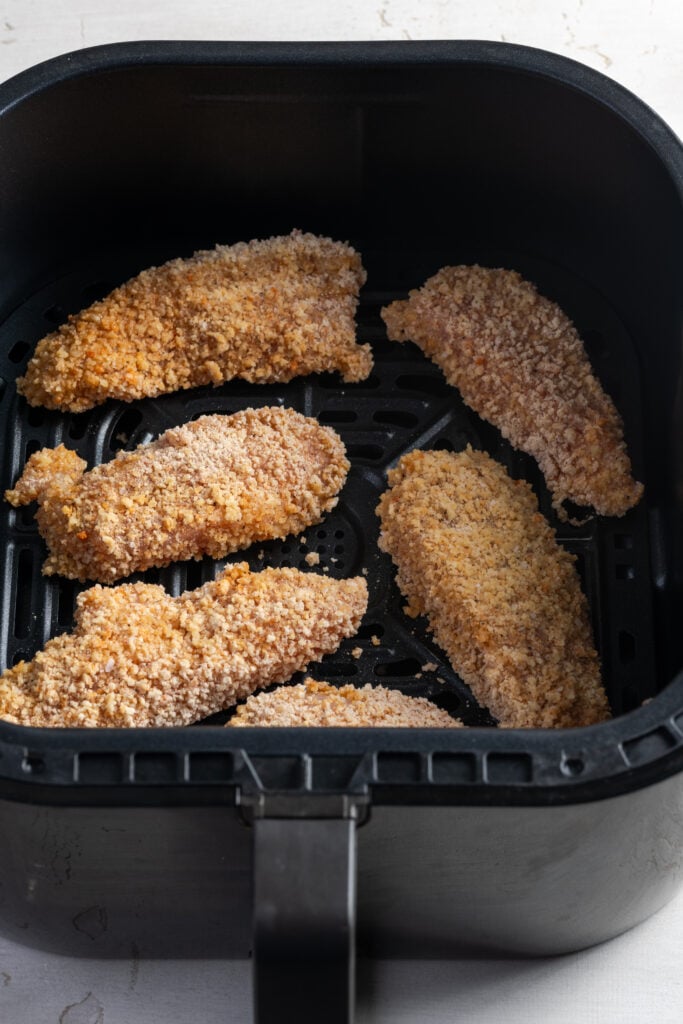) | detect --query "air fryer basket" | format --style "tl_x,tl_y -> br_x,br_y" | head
0,41 -> 681,1024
